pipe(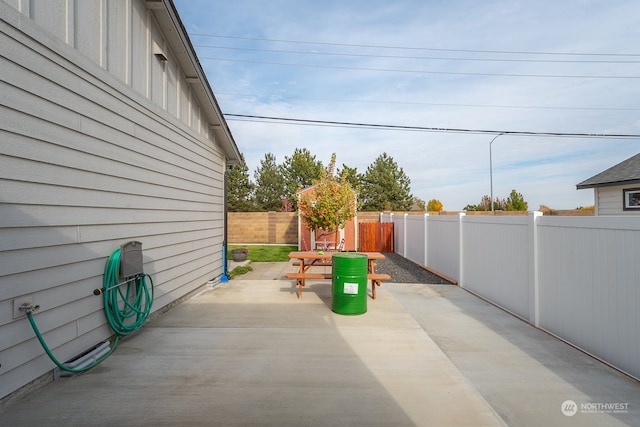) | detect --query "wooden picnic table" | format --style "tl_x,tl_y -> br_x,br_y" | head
286,251 -> 390,299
